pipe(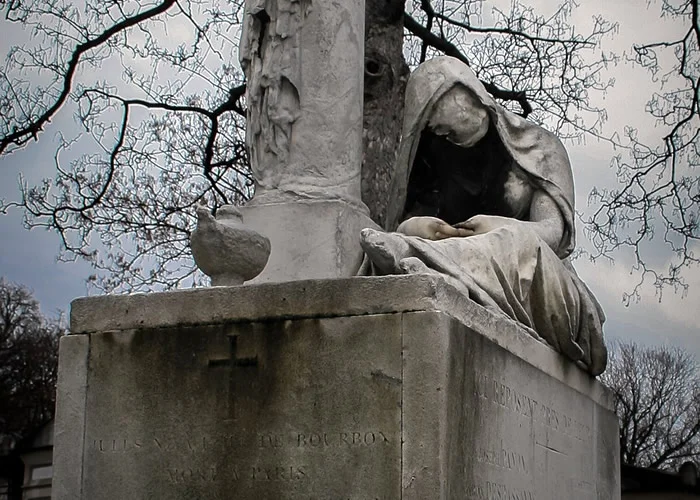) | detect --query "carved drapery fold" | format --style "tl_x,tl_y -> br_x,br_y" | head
240,0 -> 307,189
